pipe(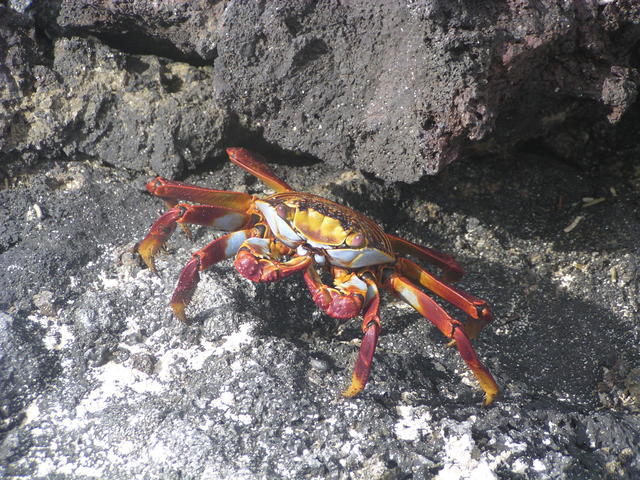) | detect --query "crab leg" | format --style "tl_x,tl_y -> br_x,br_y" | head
342,275 -> 382,397
226,148 -> 293,193
137,204 -> 251,273
303,267 -> 384,396
170,229 -> 255,322
146,177 -> 254,210
385,272 -> 499,406
156,197 -> 195,239
388,234 -> 464,282
234,238 -> 312,282
302,266 -> 366,320
397,257 -> 492,339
